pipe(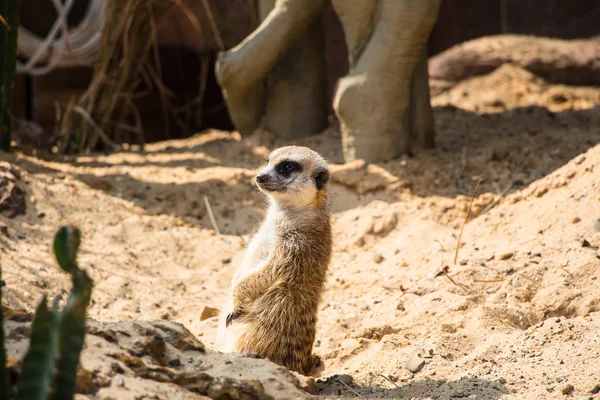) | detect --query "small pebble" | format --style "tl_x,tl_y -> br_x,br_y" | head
112,375 -> 125,387
200,306 -> 220,321
168,358 -> 181,367
574,154 -> 586,164
510,278 -> 520,287
372,253 -> 384,264
244,350 -> 262,359
571,217 -> 580,224
499,252 -> 514,260
581,240 -> 591,248
459,259 -> 468,266
405,350 -> 426,373
591,384 -> 600,394
561,384 -> 574,395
